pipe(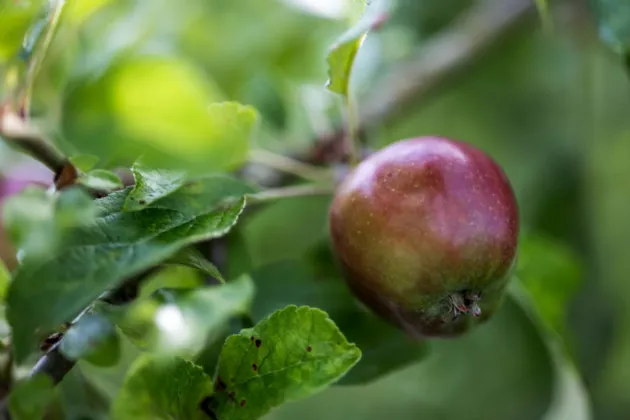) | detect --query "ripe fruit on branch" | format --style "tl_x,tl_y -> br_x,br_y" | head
329,137 -> 519,338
